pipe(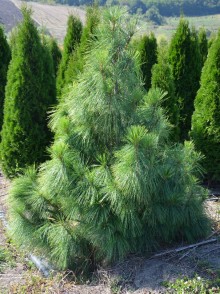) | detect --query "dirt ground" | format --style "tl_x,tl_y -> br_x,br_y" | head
1,171 -> 220,293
